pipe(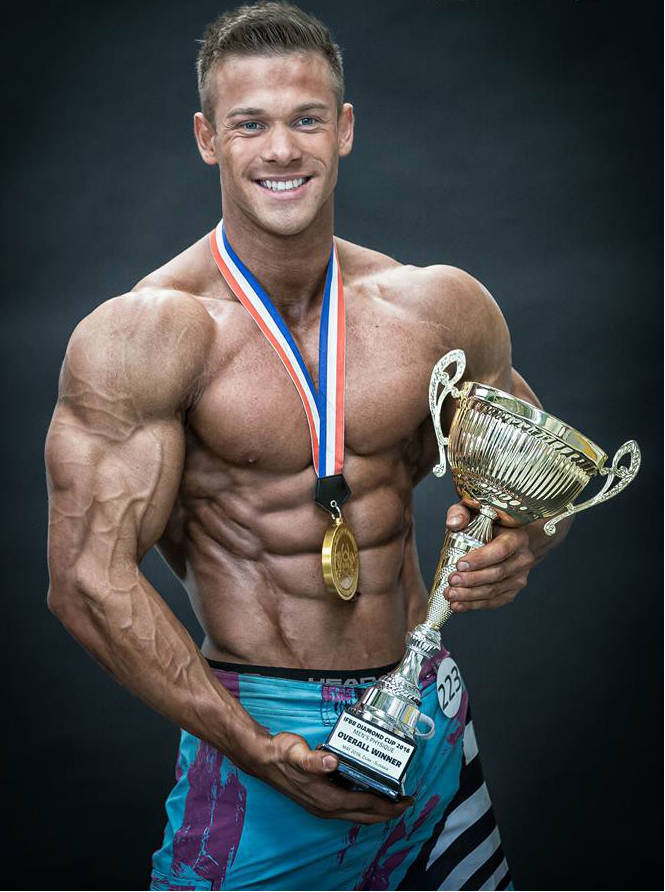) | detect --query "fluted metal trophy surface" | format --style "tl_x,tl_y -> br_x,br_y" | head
320,349 -> 641,799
